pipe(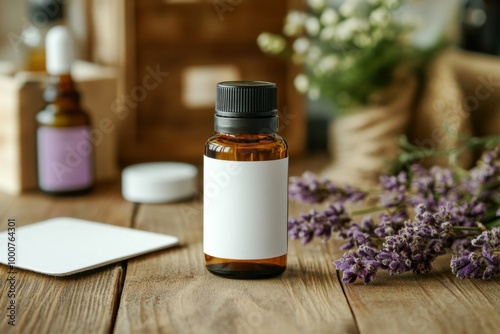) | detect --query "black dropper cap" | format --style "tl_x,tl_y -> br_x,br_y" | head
214,81 -> 279,134
29,0 -> 64,23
